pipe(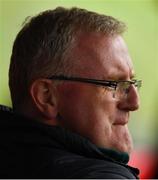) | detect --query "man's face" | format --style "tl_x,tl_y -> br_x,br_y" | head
55,33 -> 140,154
